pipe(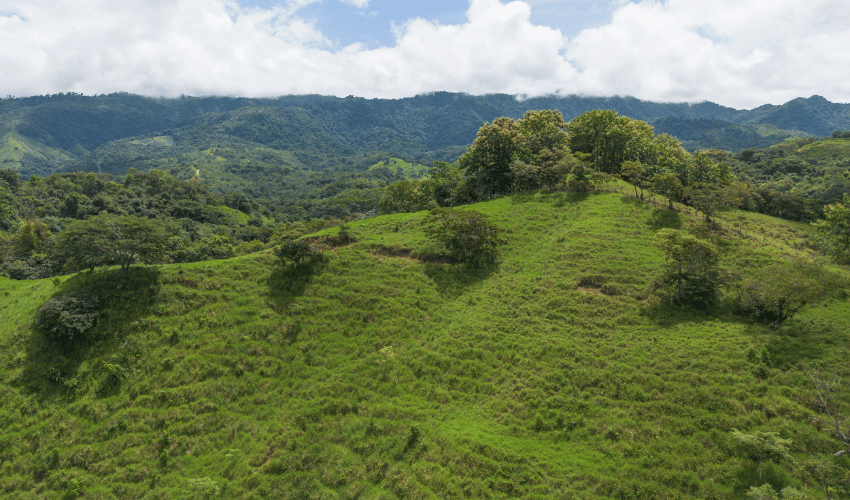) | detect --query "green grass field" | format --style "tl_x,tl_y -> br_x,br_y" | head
1,191 -> 848,499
